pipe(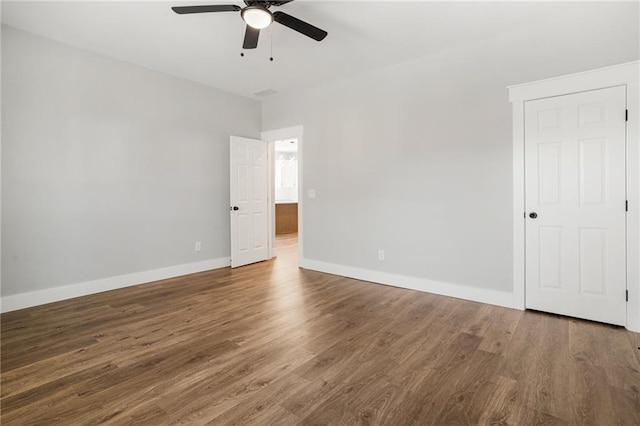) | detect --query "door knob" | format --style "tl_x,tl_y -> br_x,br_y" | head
231,206 -> 239,211
529,212 -> 538,219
